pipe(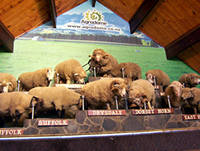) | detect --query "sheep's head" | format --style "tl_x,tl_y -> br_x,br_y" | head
73,71 -> 87,84
170,81 -> 183,97
145,73 -> 156,85
92,49 -> 106,63
110,79 -> 127,98
29,96 -> 44,115
0,81 -> 12,93
187,73 -> 200,86
46,68 -> 54,81
181,88 -> 194,105
128,88 -> 147,109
